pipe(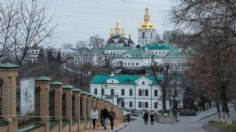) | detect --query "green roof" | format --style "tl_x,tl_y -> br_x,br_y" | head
103,45 -> 132,50
72,88 -> 81,92
80,91 -> 88,95
50,81 -> 63,86
35,76 -> 51,81
117,48 -> 152,59
62,84 -> 73,89
163,47 -> 192,59
0,63 -> 19,69
87,93 -> 92,96
90,75 -> 163,85
144,43 -> 173,50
